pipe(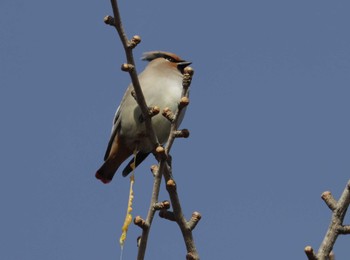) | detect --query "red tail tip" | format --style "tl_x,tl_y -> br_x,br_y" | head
95,172 -> 111,184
